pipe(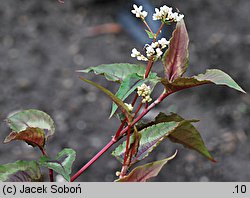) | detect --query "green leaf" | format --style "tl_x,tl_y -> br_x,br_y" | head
77,63 -> 149,83
112,121 -> 180,165
39,148 -> 76,182
116,151 -> 177,182
145,30 -> 155,39
4,127 -> 46,148
110,73 -> 159,118
141,112 -> 214,161
0,160 -> 41,182
162,69 -> 245,93
162,19 -> 189,82
6,109 -> 55,140
79,76 -> 133,121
